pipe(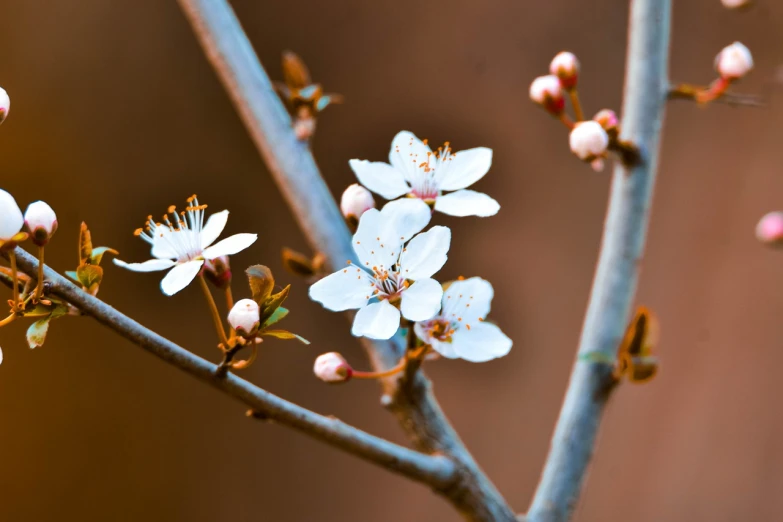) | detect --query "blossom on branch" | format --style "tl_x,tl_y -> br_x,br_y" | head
0,189 -> 25,246
350,131 -> 499,218
309,199 -> 451,340
113,195 -> 257,296
414,277 -> 512,362
715,42 -> 753,80
24,201 -> 58,246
